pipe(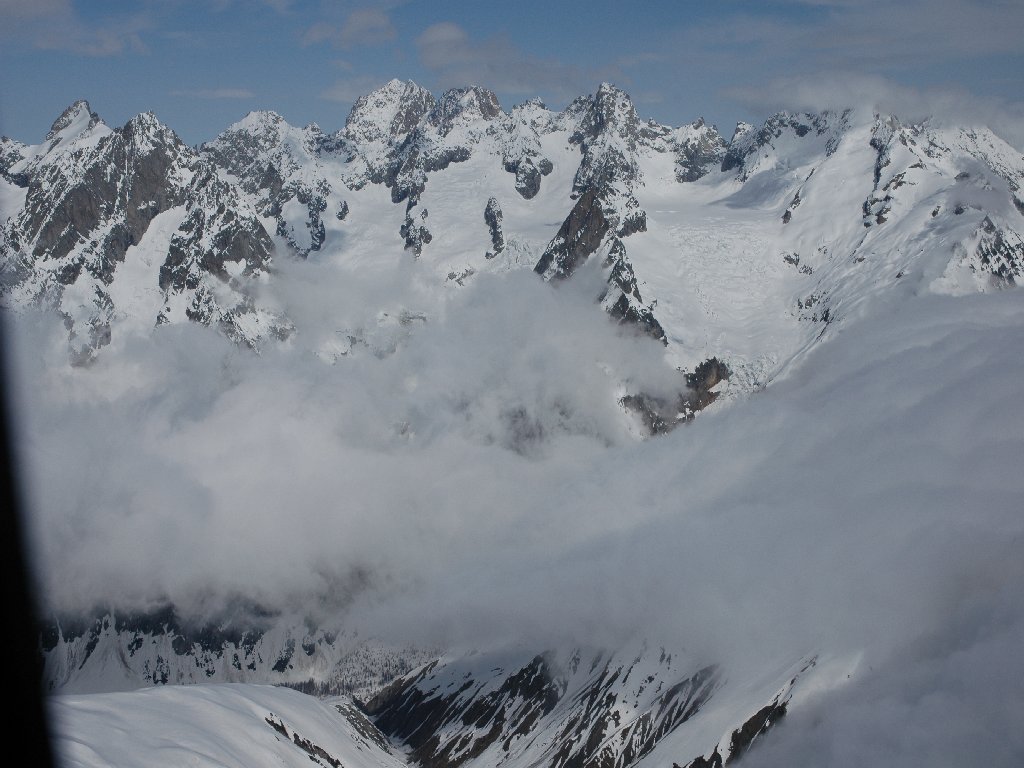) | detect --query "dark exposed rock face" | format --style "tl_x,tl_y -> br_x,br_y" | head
675,696 -> 788,768
401,207 -> 432,256
720,122 -> 754,174
1,102 -> 285,361
601,237 -> 665,343
971,216 -> 1024,285
533,85 -> 667,341
502,102 -> 554,199
535,188 -> 610,279
156,167 -> 283,345
386,137 -> 471,205
430,86 -> 502,136
22,112 -> 190,272
621,358 -> 731,435
366,649 -> 722,768
721,111 -> 844,179
344,79 -> 437,146
1,108 -> 196,361
484,197 -> 504,257
201,113 -> 336,256
569,83 -> 643,197
273,179 -> 330,256
513,157 -> 544,198
672,118 -> 728,182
